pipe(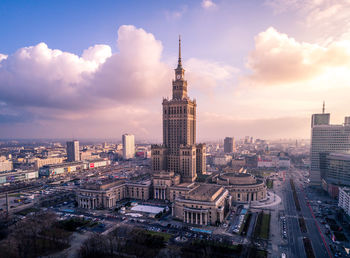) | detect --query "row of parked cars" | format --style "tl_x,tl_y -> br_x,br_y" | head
280,216 -> 287,239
